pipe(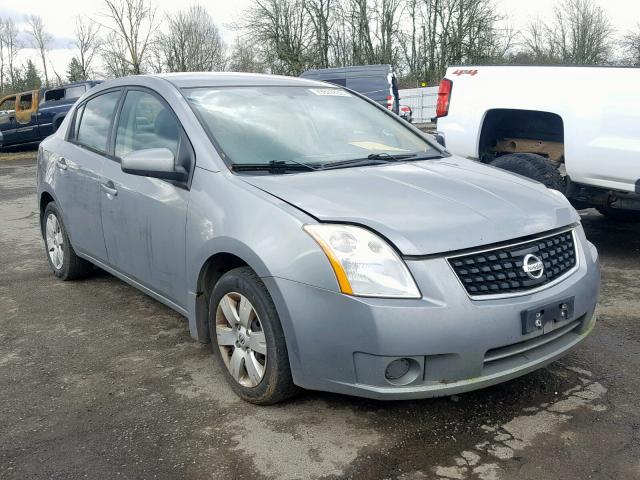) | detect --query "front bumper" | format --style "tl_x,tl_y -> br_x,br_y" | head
265,226 -> 600,400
